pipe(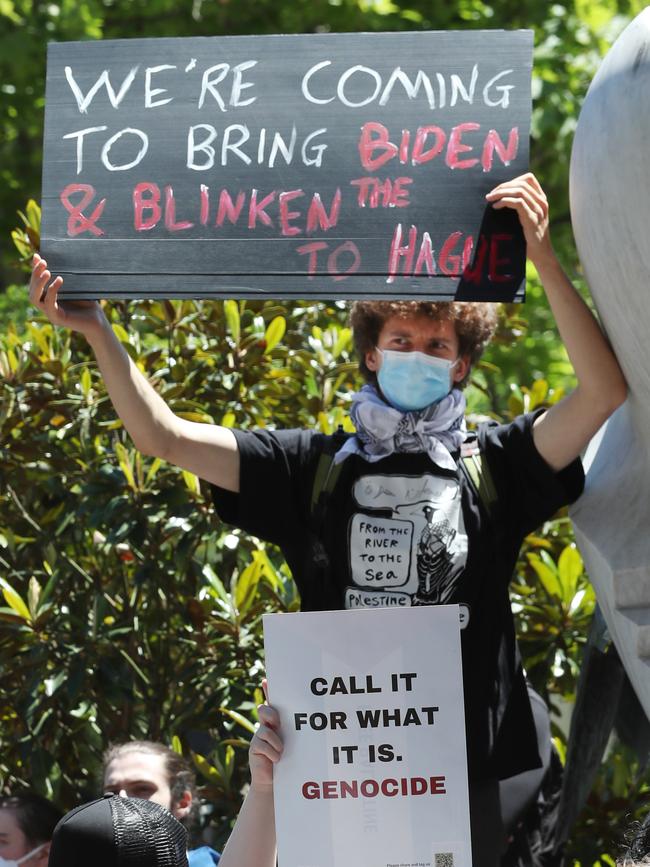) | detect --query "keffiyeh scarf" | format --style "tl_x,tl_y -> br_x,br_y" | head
334,385 -> 467,471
